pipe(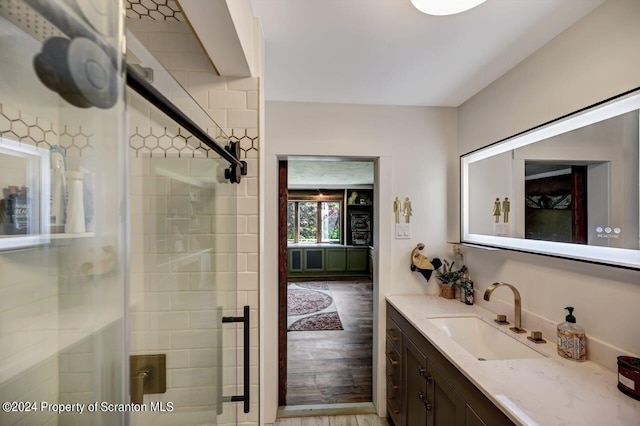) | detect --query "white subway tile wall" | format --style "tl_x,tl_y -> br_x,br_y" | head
128,18 -> 260,424
129,155 -> 238,423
